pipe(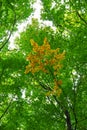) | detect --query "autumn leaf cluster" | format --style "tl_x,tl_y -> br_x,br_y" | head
25,38 -> 65,97
25,38 -> 65,75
